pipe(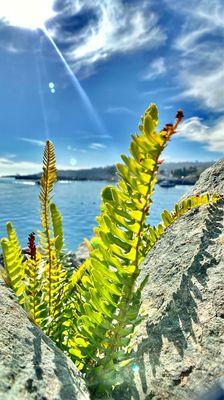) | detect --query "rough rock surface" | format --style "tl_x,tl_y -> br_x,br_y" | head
0,280 -> 90,400
75,243 -> 89,265
115,159 -> 224,400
